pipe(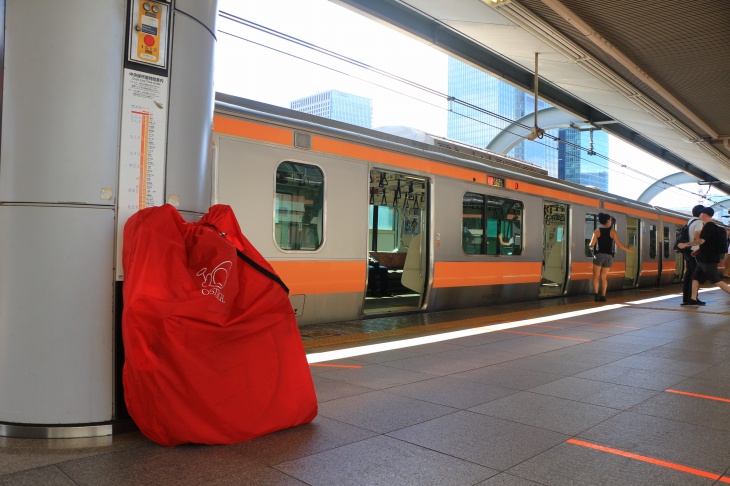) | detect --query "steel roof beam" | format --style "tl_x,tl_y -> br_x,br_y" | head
329,0 -> 730,194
